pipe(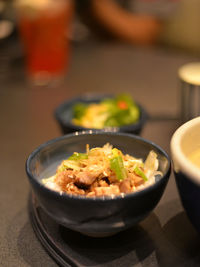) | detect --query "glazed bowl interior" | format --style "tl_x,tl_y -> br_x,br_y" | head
26,131 -> 170,237
54,94 -> 148,135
